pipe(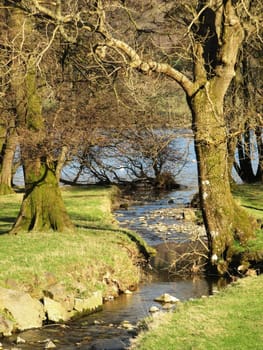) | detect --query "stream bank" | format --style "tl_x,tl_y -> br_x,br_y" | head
0,185 -> 228,350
